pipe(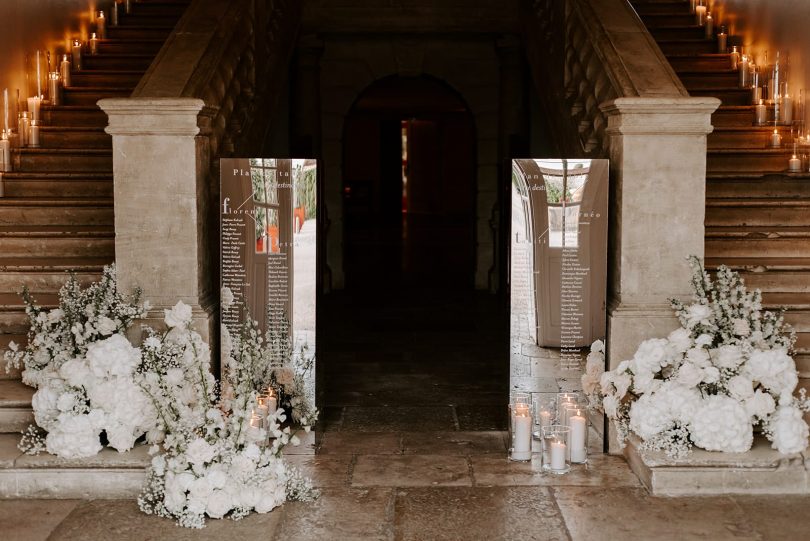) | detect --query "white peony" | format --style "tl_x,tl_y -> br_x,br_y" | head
205,489 -> 233,519
726,375 -> 755,401
630,338 -> 672,374
767,404 -> 809,454
690,395 -> 753,452
632,370 -> 661,395
56,392 -> 78,413
743,390 -> 775,420
744,348 -> 798,396
105,422 -> 138,451
685,303 -> 713,328
629,382 -> 701,440
164,301 -> 193,328
702,366 -> 721,384
675,361 -> 704,388
710,345 -> 745,370
86,334 -> 140,378
273,367 -> 295,387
